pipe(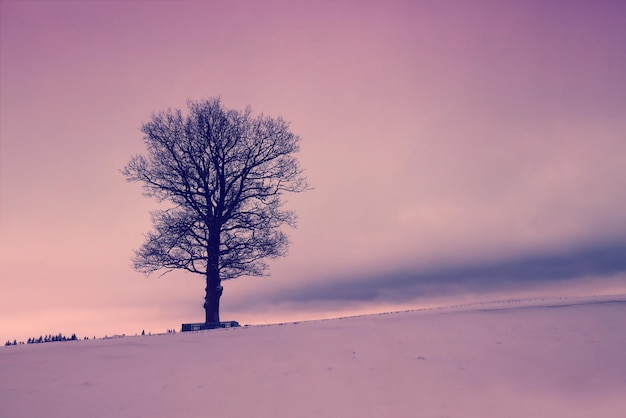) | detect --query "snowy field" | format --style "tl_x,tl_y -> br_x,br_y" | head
2,295 -> 625,418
